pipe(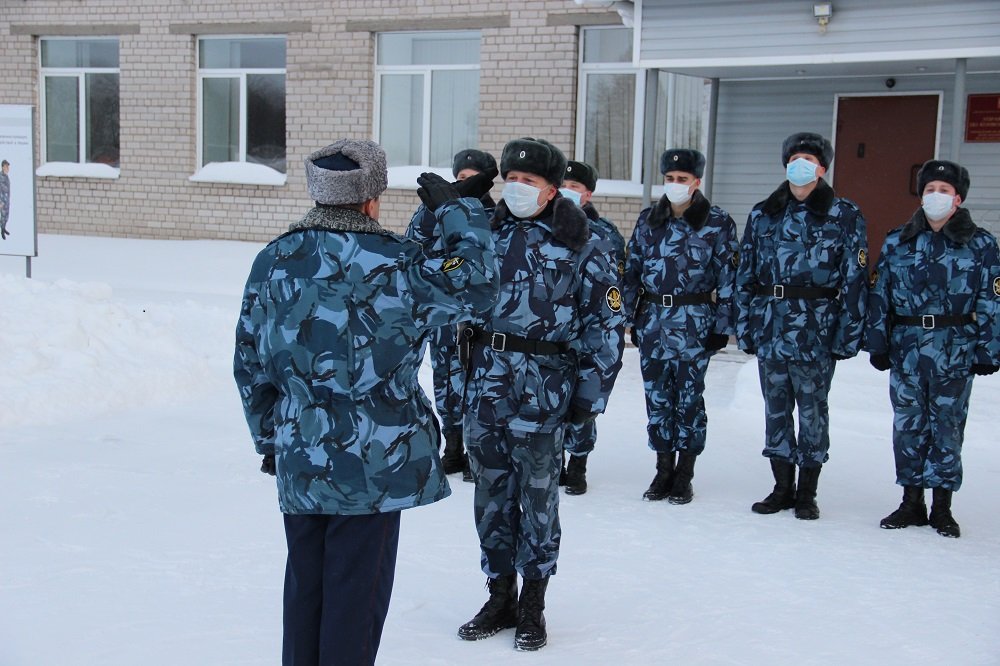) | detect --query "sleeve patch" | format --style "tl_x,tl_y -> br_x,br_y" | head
606,286 -> 622,312
869,269 -> 879,289
731,249 -> 740,268
993,276 -> 1000,297
442,257 -> 464,273
858,248 -> 868,268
